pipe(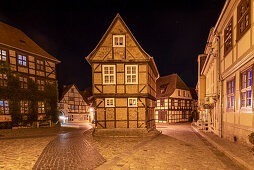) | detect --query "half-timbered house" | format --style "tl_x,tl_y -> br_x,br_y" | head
86,14 -> 159,129
155,74 -> 197,123
0,21 -> 60,127
58,84 -> 92,124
